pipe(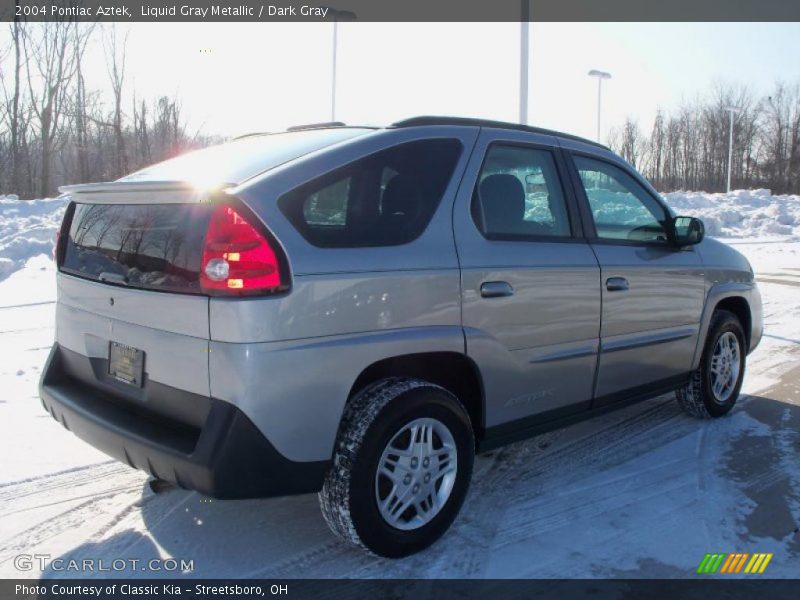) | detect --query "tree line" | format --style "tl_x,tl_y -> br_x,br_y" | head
0,22 -> 217,199
607,82 -> 800,194
3,22 -> 799,199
